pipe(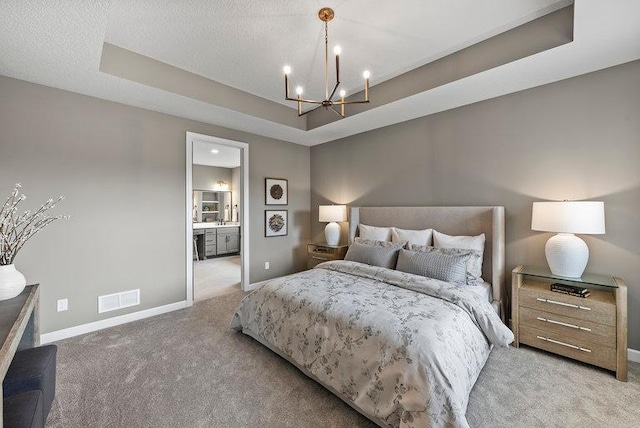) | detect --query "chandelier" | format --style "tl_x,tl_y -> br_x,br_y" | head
283,7 -> 370,118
